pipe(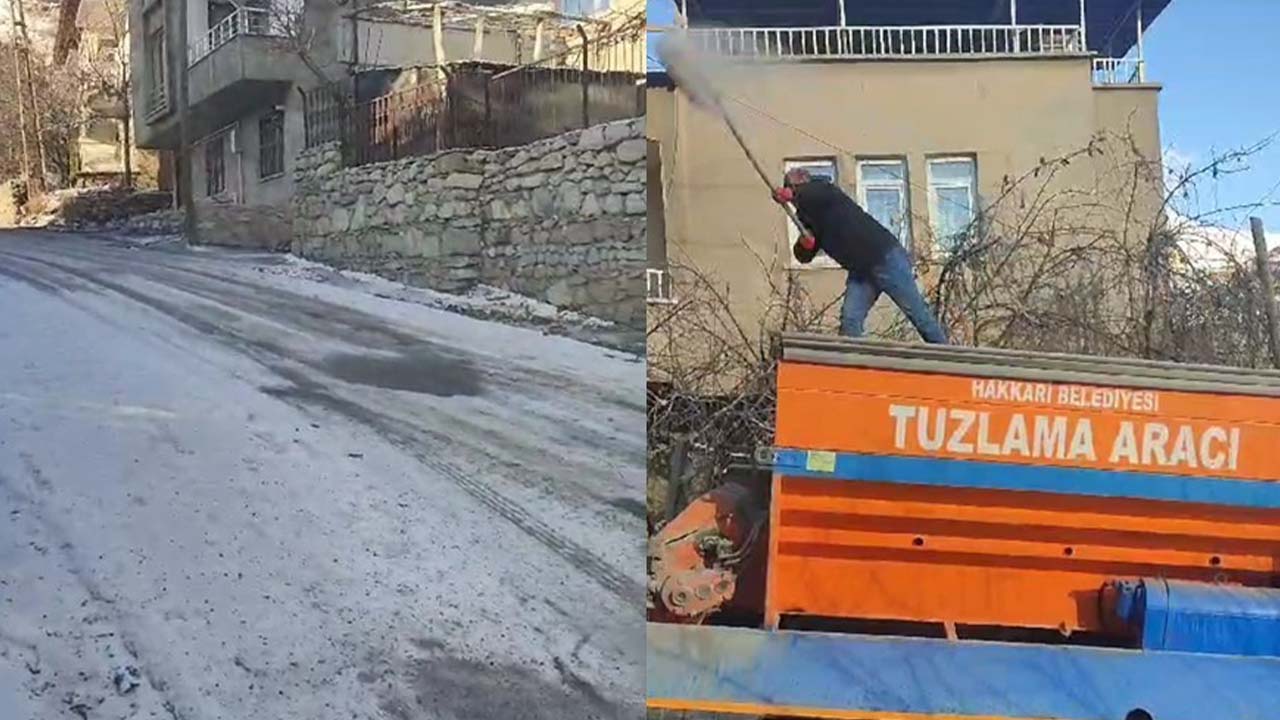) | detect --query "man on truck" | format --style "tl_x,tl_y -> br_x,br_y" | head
774,168 -> 948,344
